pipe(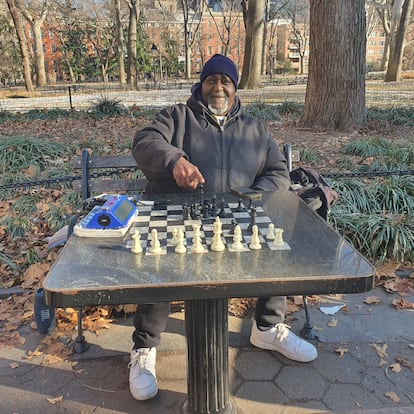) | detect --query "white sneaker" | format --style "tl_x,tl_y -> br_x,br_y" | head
250,322 -> 318,362
128,348 -> 158,400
